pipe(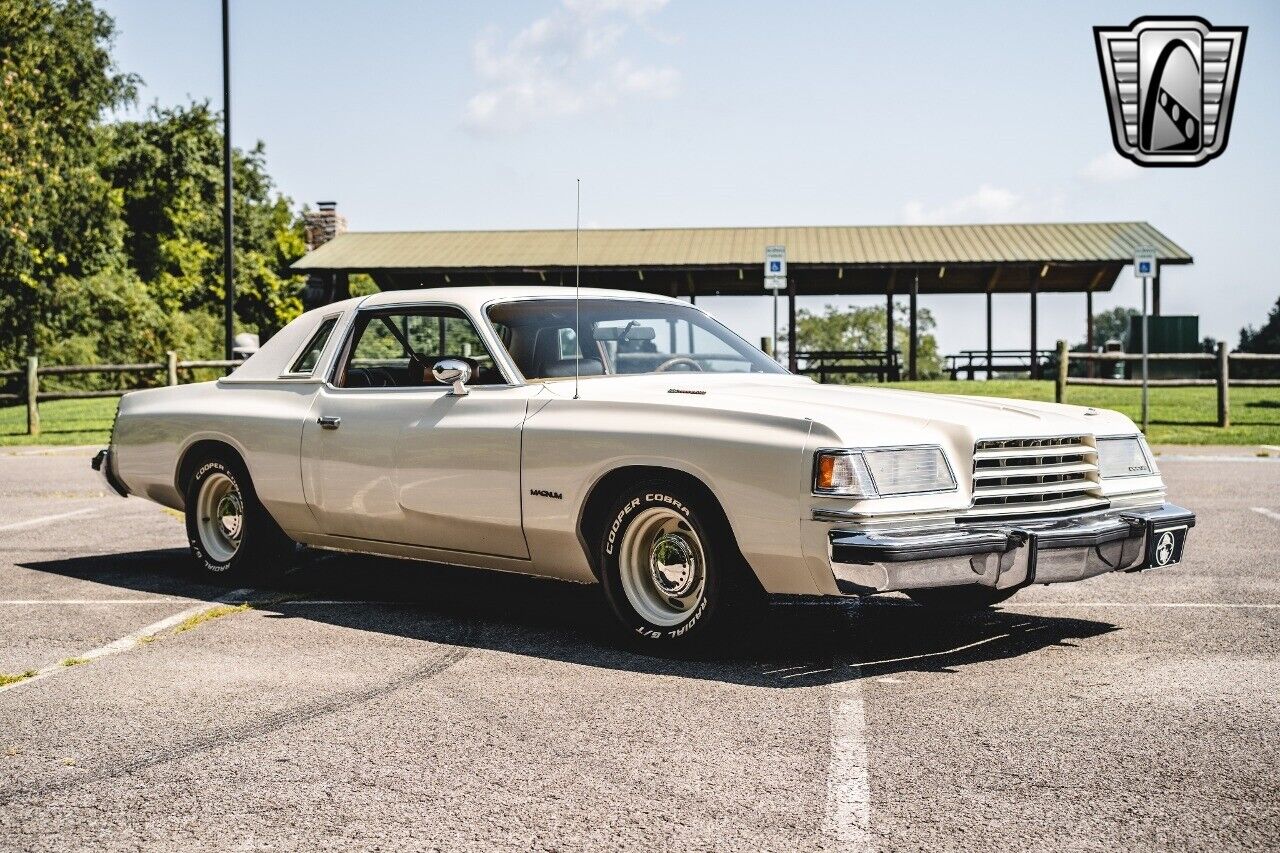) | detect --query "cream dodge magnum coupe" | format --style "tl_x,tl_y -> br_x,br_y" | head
94,286 -> 1194,647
